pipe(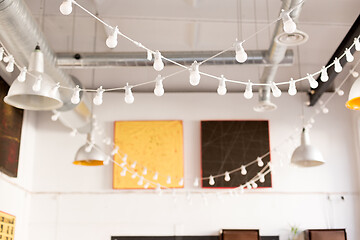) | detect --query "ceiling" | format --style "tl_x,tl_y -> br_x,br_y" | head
20,0 -> 360,93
